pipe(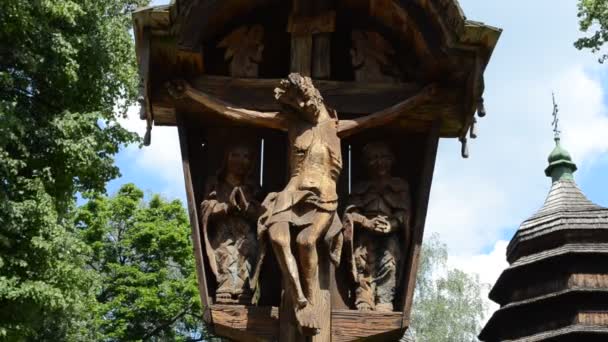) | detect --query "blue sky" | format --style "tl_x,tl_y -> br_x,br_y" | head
113,0 -> 608,319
